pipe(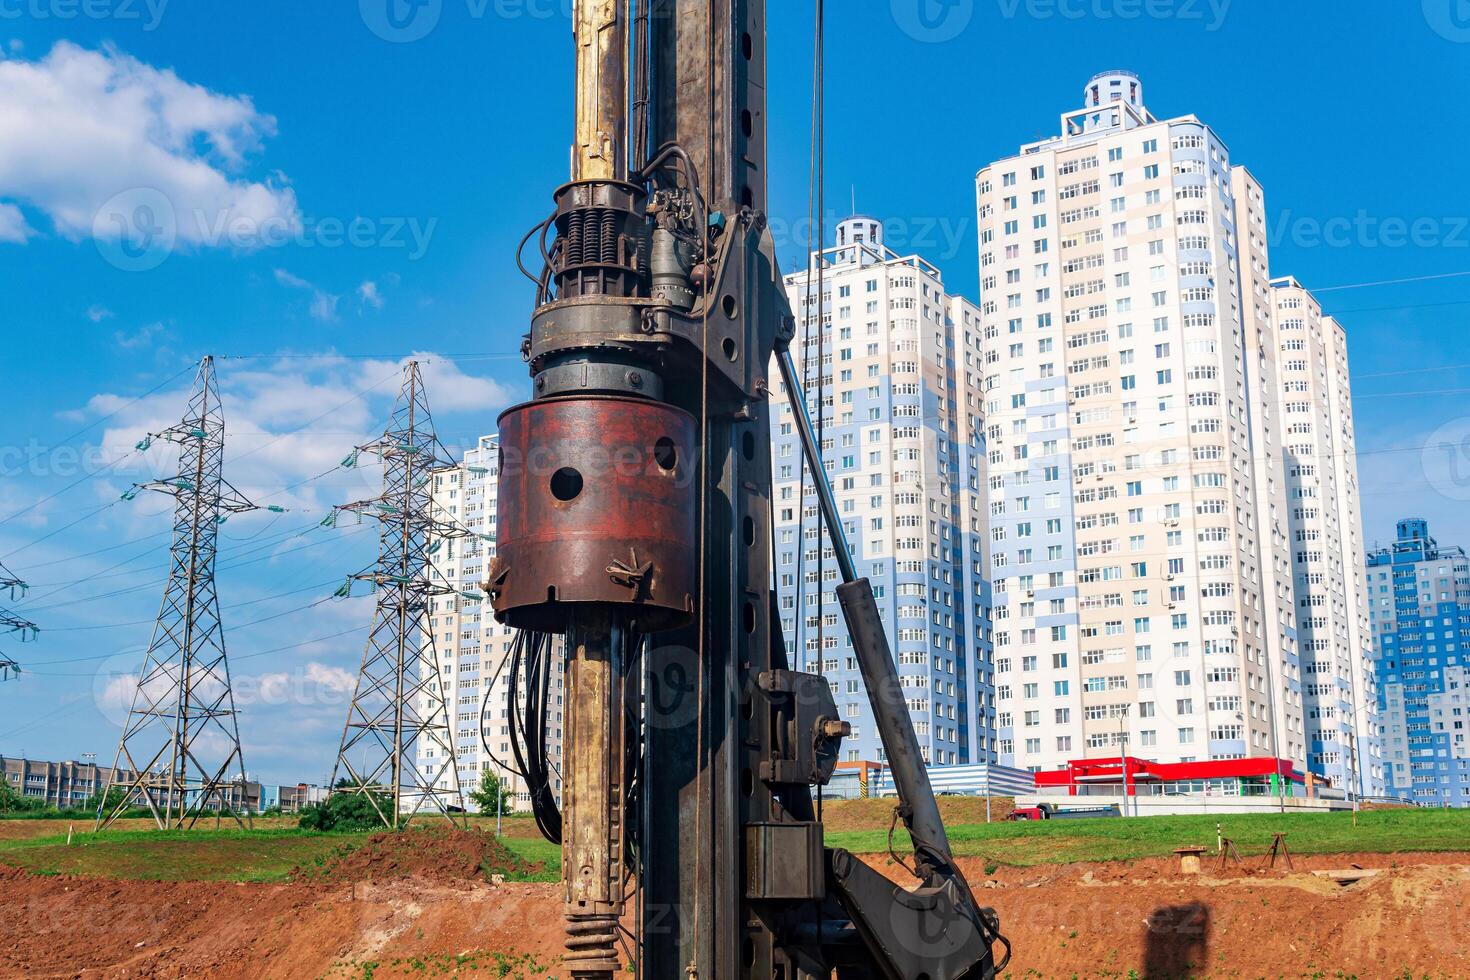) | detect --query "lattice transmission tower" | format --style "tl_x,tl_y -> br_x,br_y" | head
97,355 -> 257,830
329,361 -> 466,829
0,562 -> 37,682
